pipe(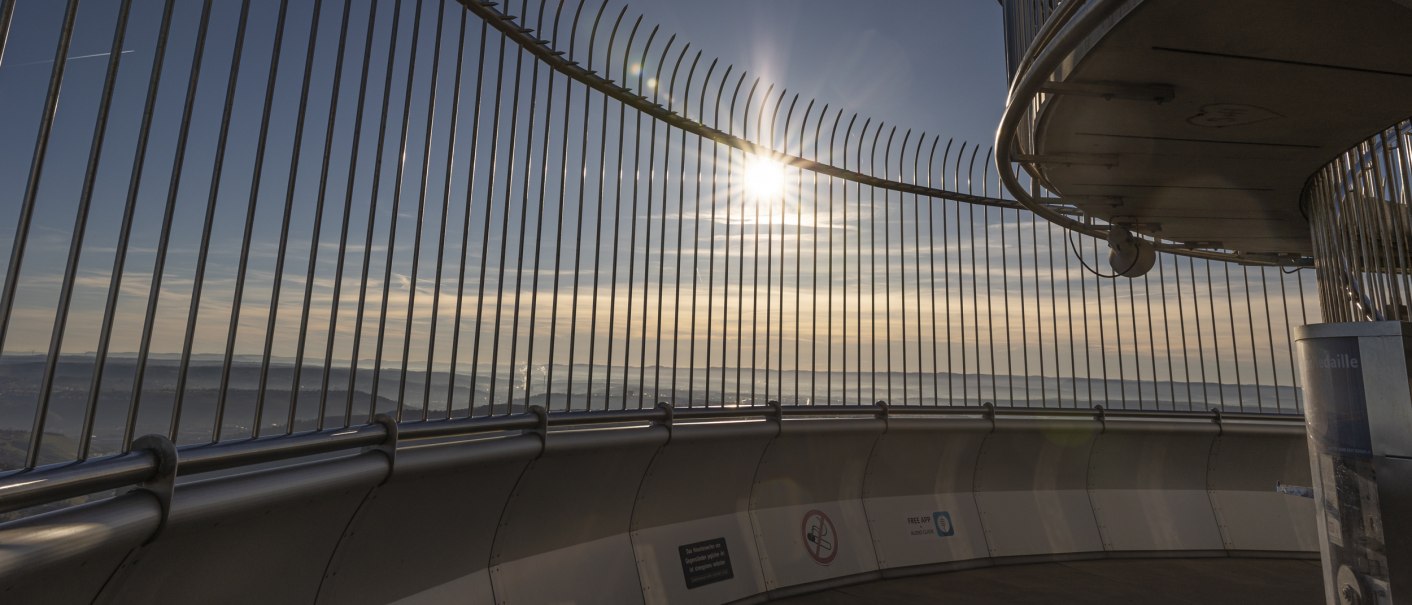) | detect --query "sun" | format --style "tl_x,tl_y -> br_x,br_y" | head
744,155 -> 786,199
